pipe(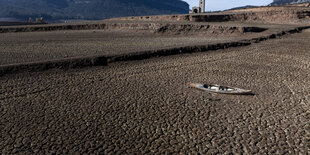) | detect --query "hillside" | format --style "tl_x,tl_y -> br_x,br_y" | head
226,5 -> 258,11
0,0 -> 189,21
270,0 -> 310,5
